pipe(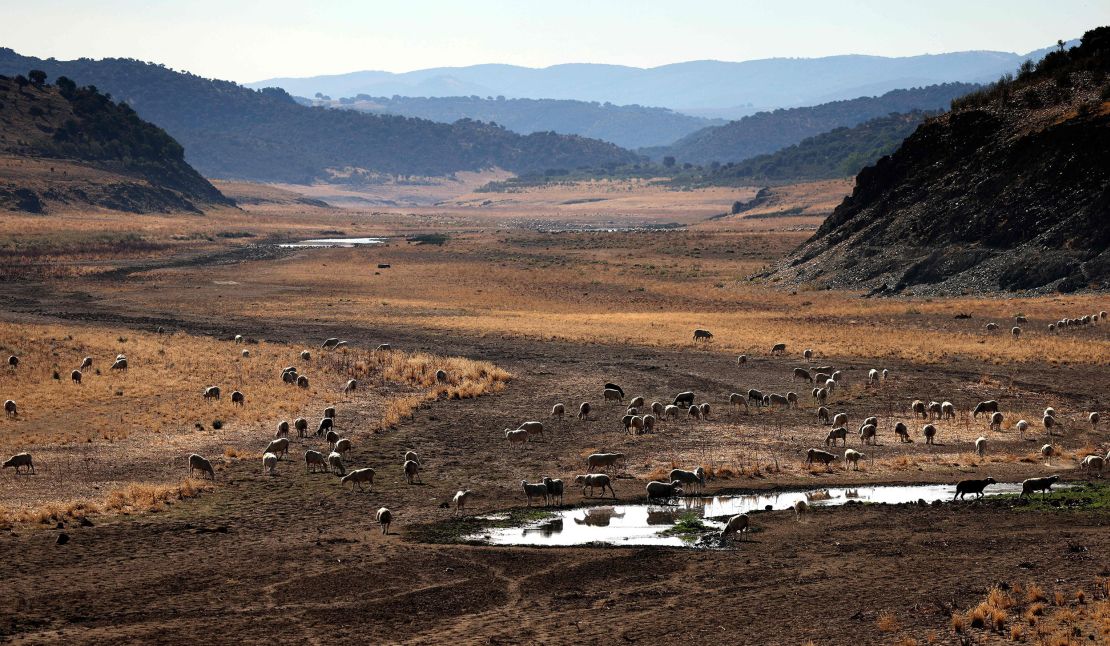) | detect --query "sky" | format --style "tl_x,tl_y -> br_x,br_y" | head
2,0 -> 1108,83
